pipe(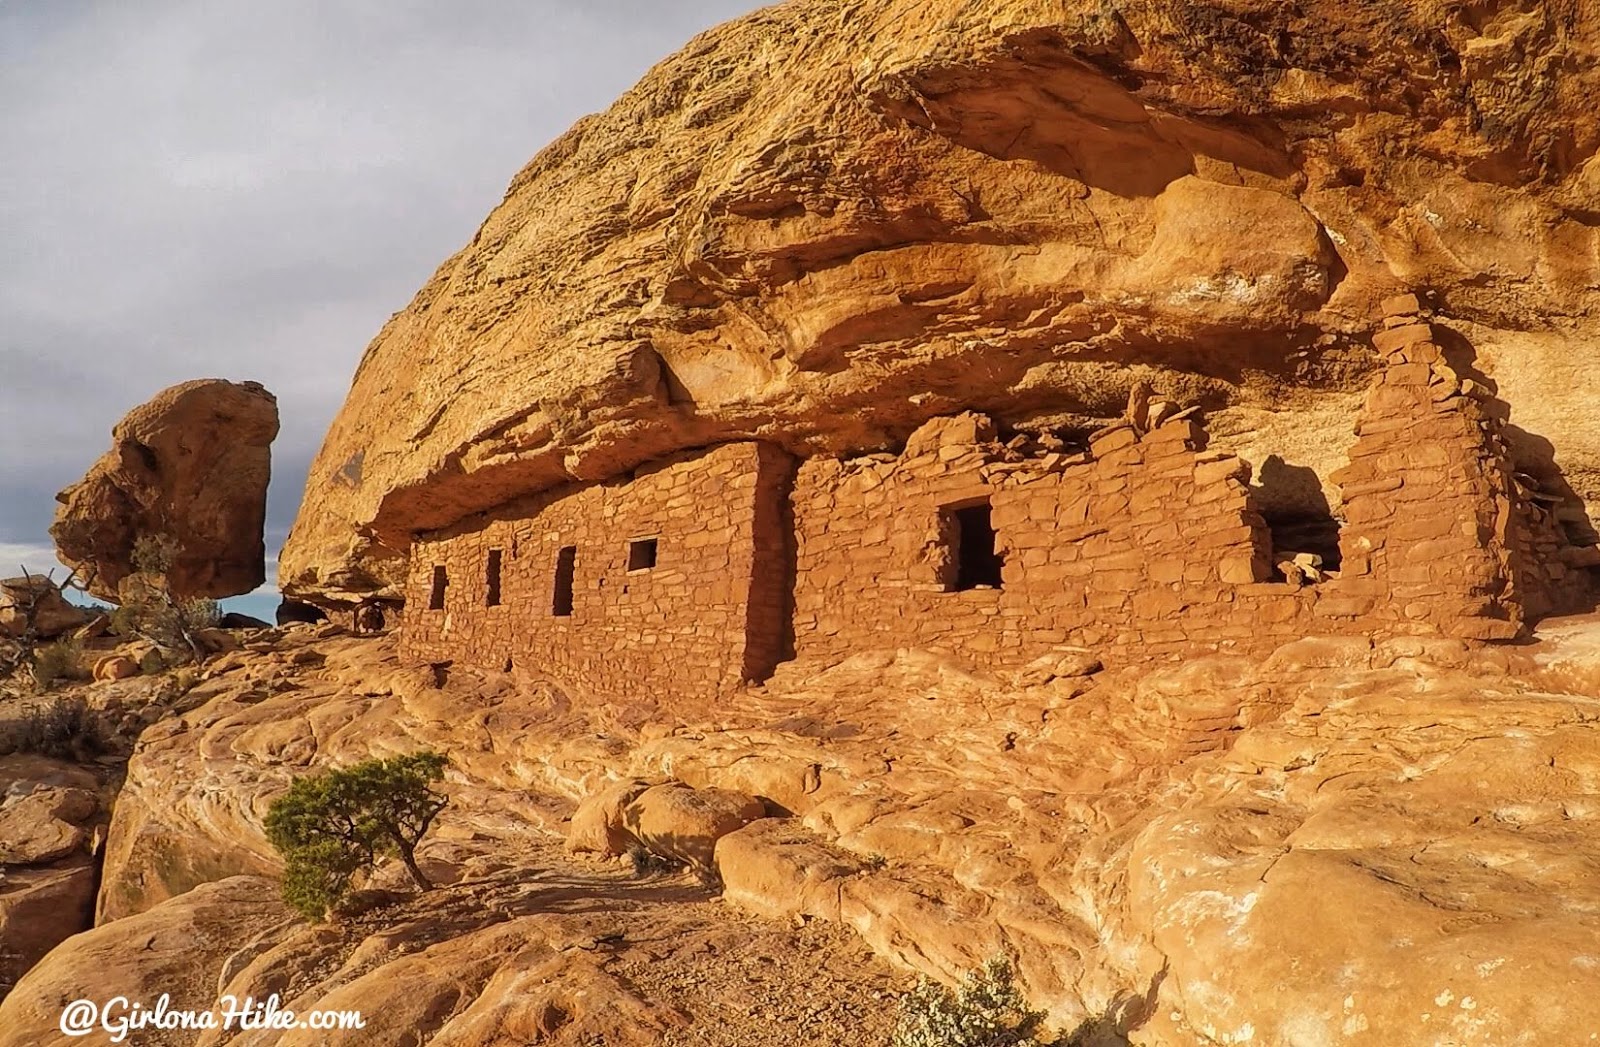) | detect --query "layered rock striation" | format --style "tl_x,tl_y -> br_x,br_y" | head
282,0 -> 1600,604
7,619 -> 1600,1043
